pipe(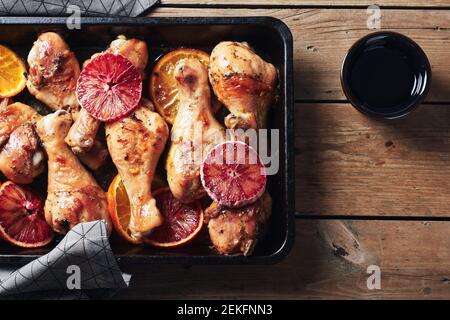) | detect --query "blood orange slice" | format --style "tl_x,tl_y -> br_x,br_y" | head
0,181 -> 53,248
77,52 -> 142,122
144,188 -> 203,248
201,141 -> 267,208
